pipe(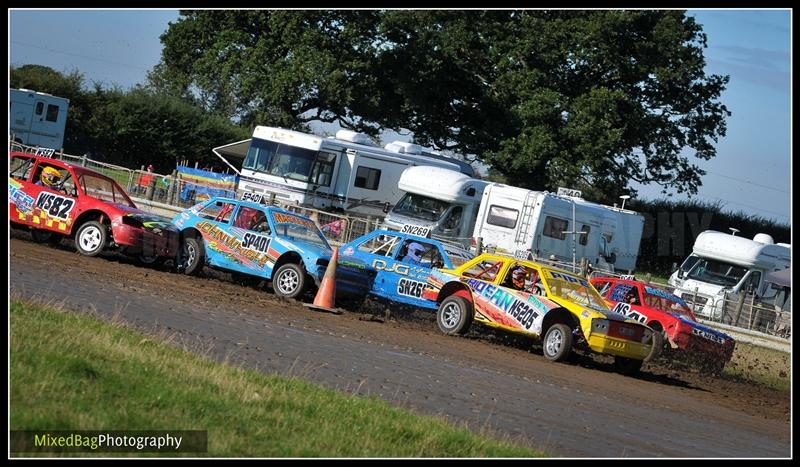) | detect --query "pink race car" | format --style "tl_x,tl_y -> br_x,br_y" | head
590,277 -> 735,373
10,151 -> 179,264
